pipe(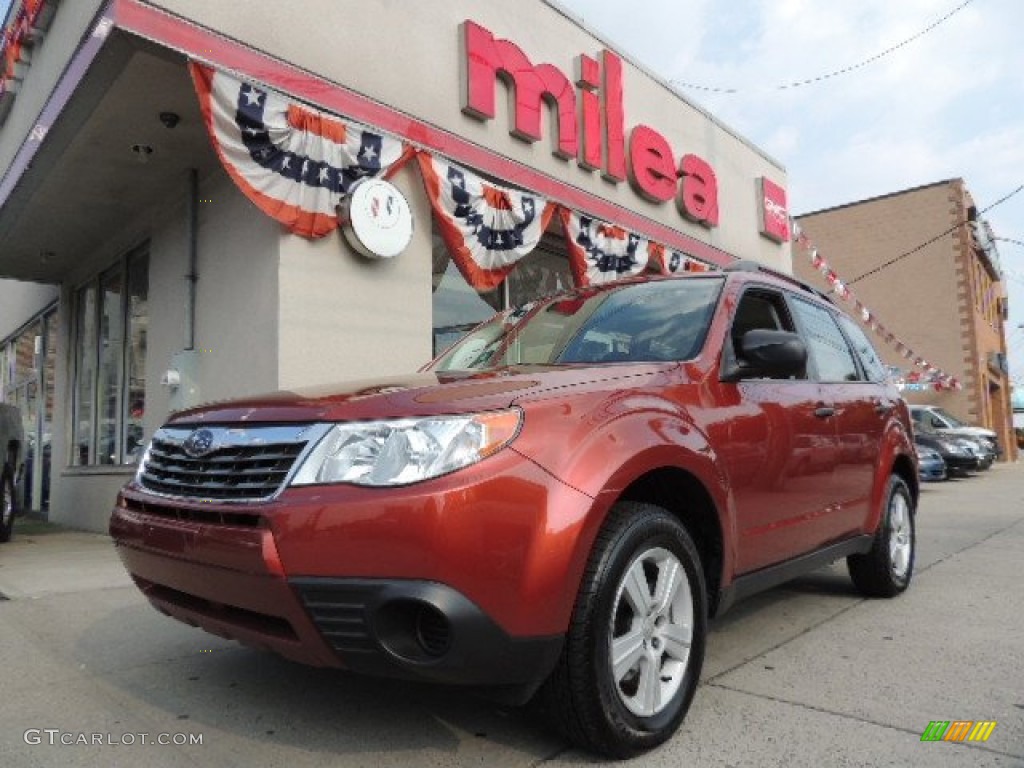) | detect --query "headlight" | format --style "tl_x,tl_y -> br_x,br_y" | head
290,409 -> 522,487
942,441 -> 967,455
